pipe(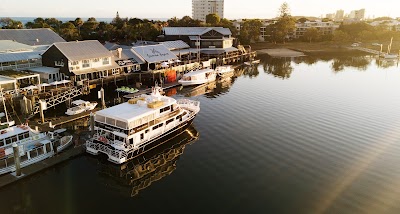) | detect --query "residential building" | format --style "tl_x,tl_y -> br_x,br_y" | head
369,20 -> 400,31
192,0 -> 224,22
161,27 -> 237,57
326,13 -> 335,20
41,40 -> 120,83
349,9 -> 365,20
335,10 -> 344,21
294,21 -> 340,39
